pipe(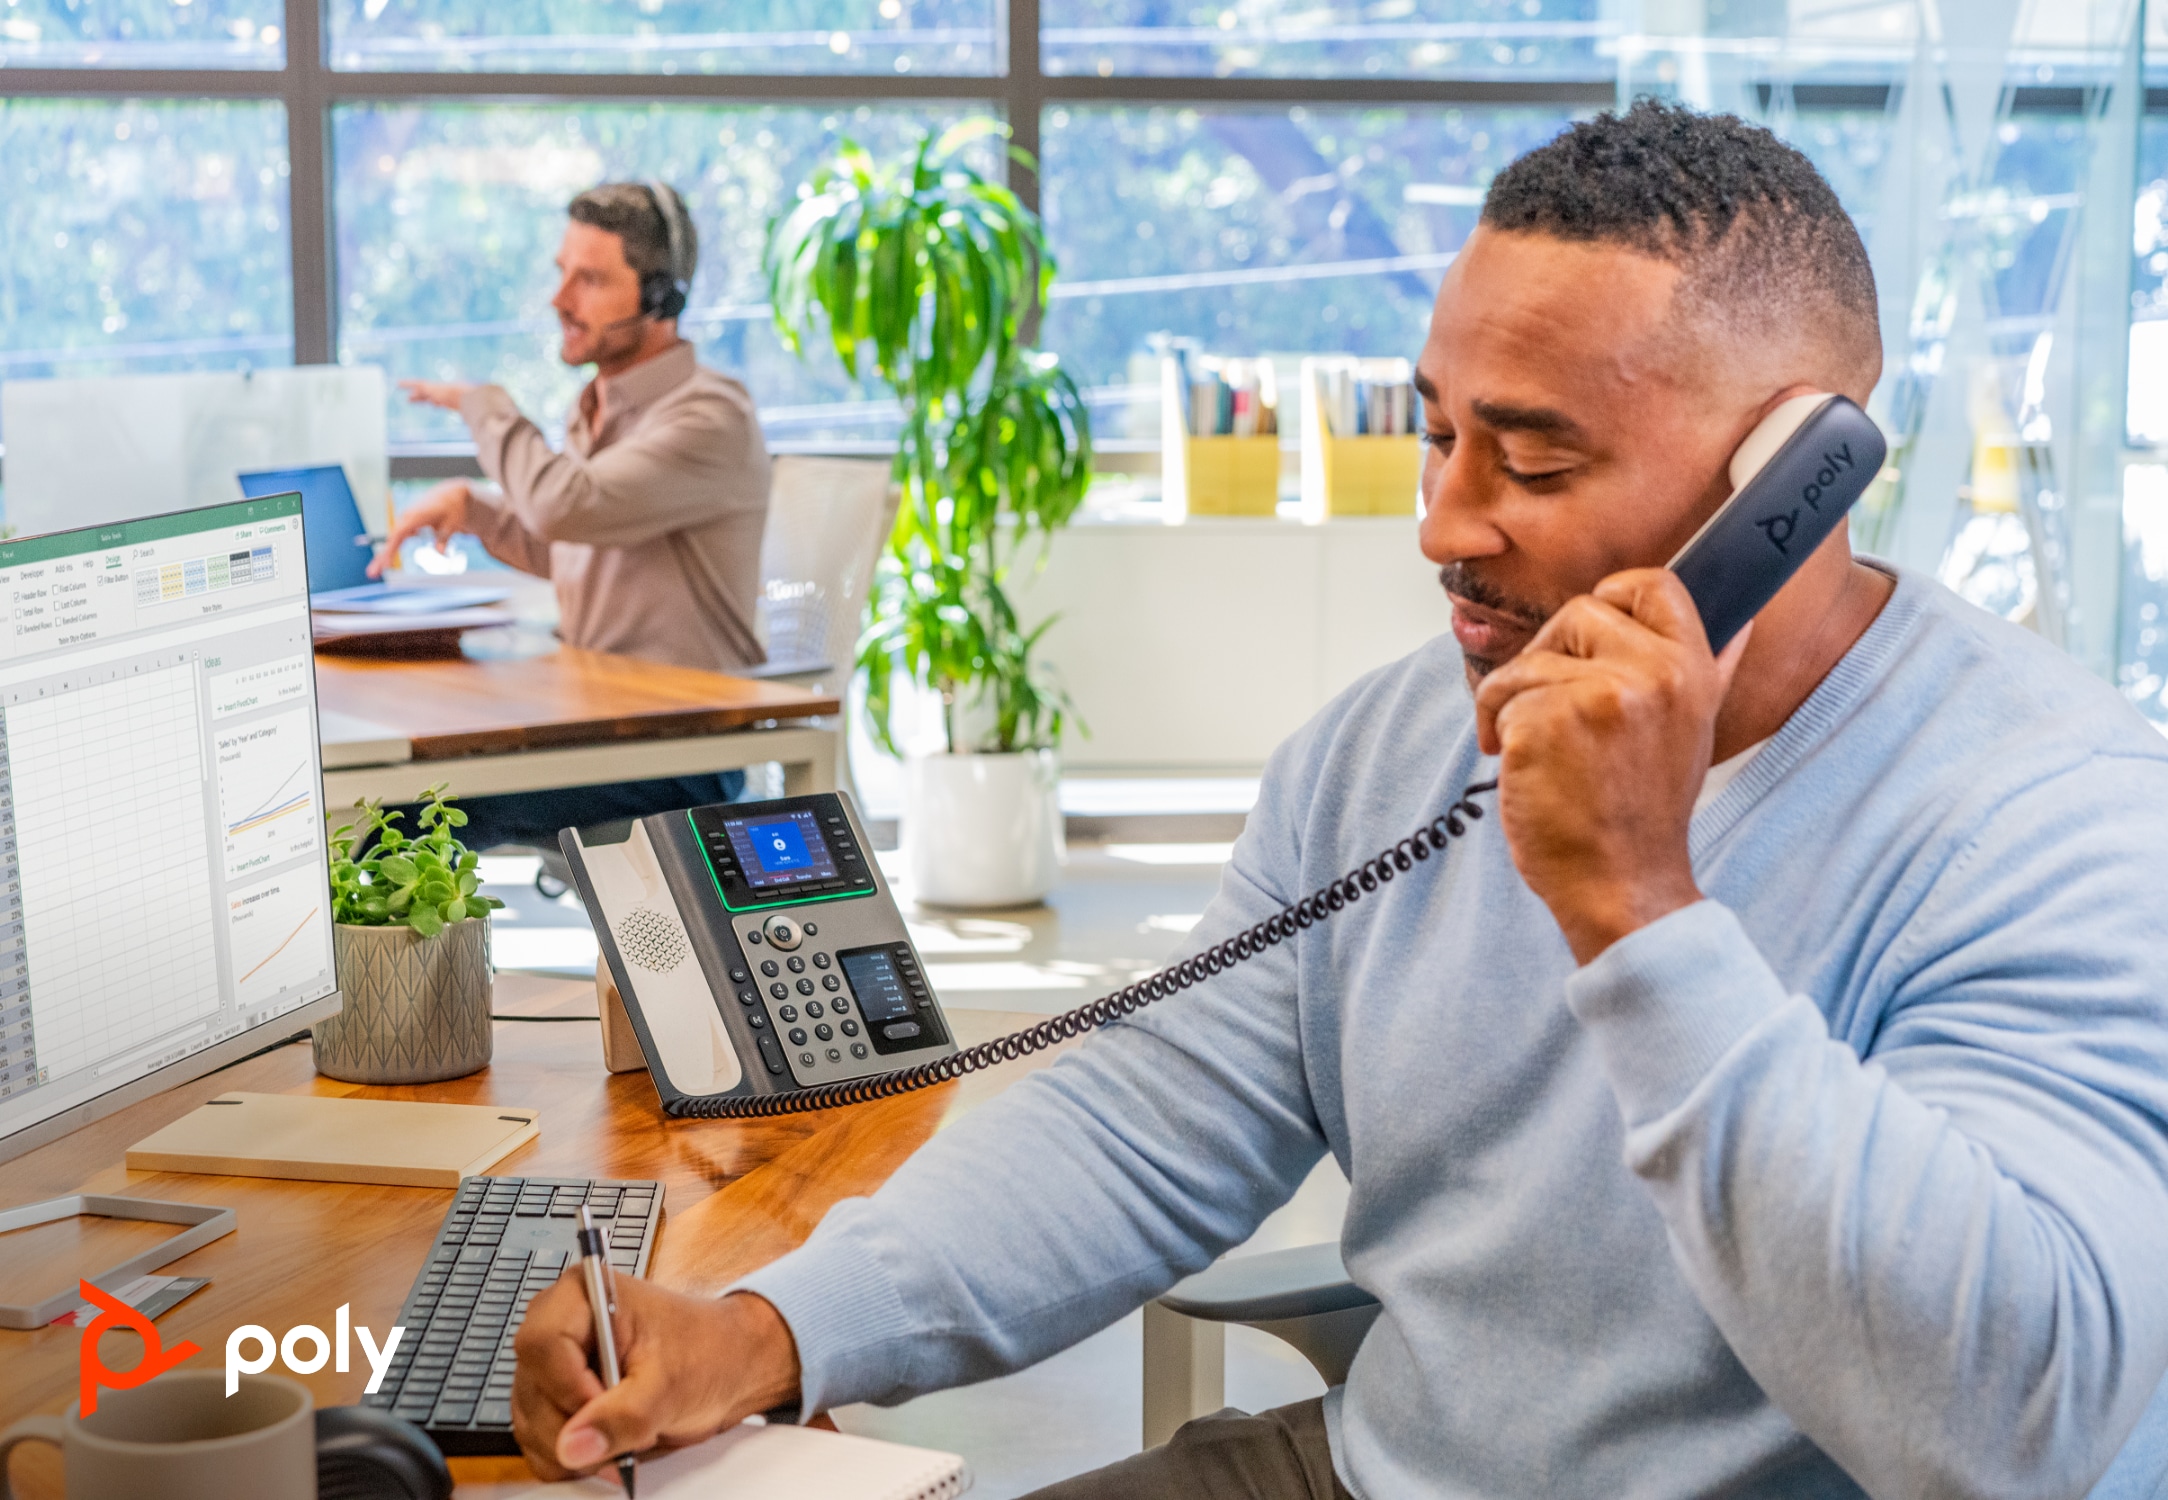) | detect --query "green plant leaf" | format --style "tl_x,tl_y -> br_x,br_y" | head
767,120 -> 1090,759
